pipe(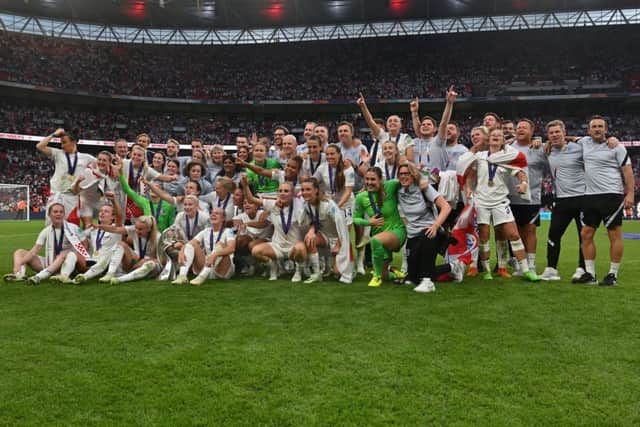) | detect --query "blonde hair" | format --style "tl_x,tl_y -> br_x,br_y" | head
136,215 -> 158,257
397,161 -> 421,184
216,176 -> 236,193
